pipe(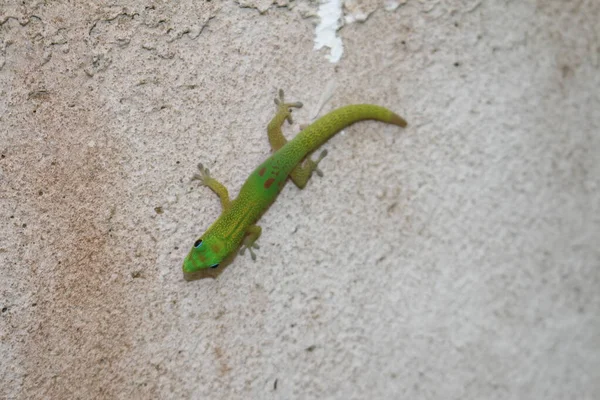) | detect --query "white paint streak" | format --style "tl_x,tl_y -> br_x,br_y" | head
313,0 -> 344,63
